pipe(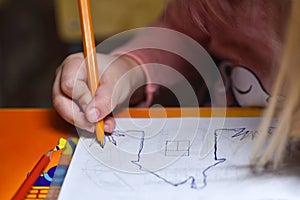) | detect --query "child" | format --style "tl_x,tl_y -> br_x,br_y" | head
52,0 -> 297,167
